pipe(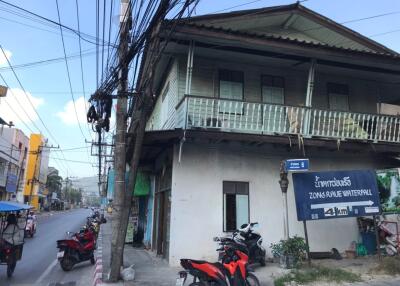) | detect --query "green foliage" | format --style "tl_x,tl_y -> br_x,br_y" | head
46,174 -> 63,192
377,171 -> 400,212
274,266 -> 362,286
64,188 -> 82,204
270,236 -> 307,263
